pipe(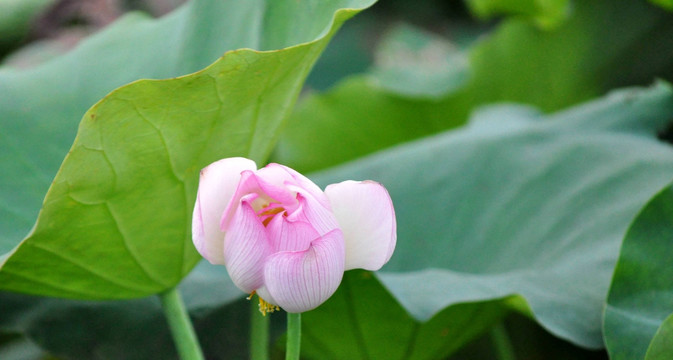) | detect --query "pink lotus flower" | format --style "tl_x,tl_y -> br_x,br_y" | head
192,157 -> 396,313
